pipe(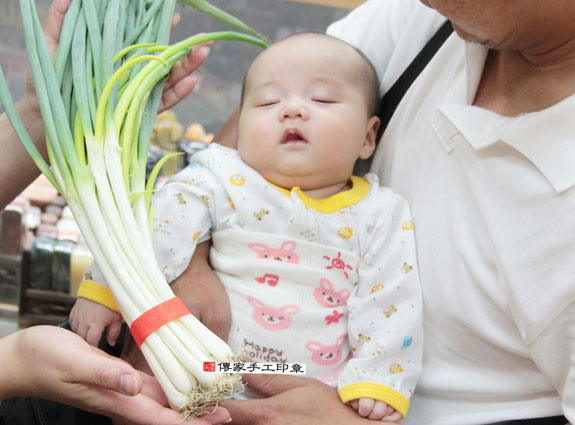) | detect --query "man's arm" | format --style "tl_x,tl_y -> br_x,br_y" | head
170,241 -> 232,341
121,240 -> 232,377
0,0 -> 72,210
213,106 -> 240,149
